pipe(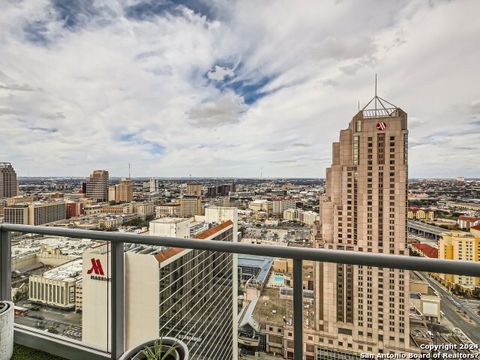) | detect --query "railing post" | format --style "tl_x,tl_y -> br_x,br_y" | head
0,227 -> 11,301
293,258 -> 303,360
111,241 -> 125,360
